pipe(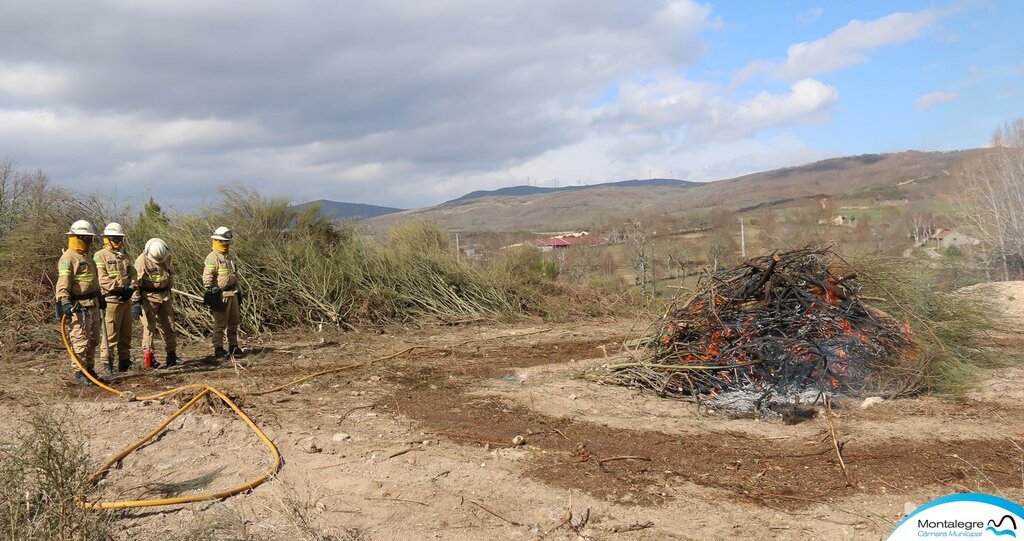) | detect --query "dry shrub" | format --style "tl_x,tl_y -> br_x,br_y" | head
0,410 -> 115,540
0,164 -> 121,352
121,186 -> 557,334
